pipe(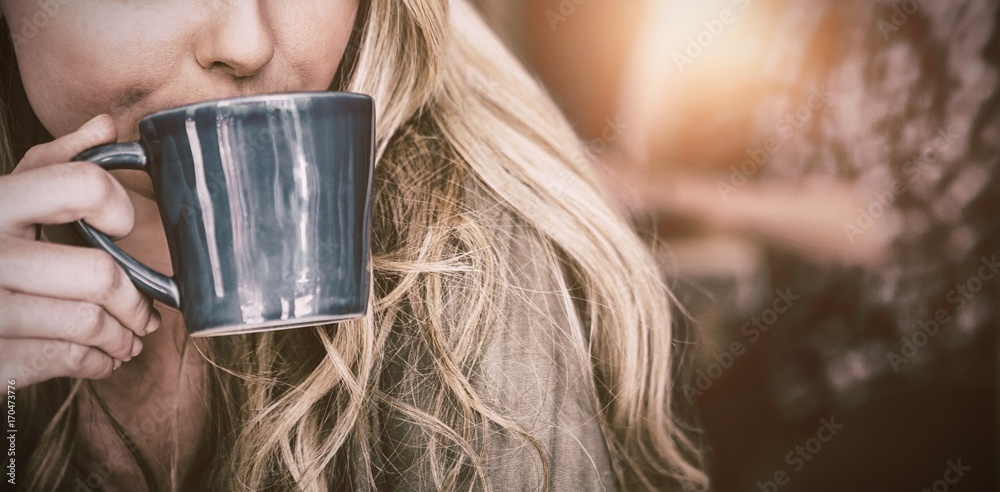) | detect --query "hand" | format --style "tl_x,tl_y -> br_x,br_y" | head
0,115 -> 160,388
